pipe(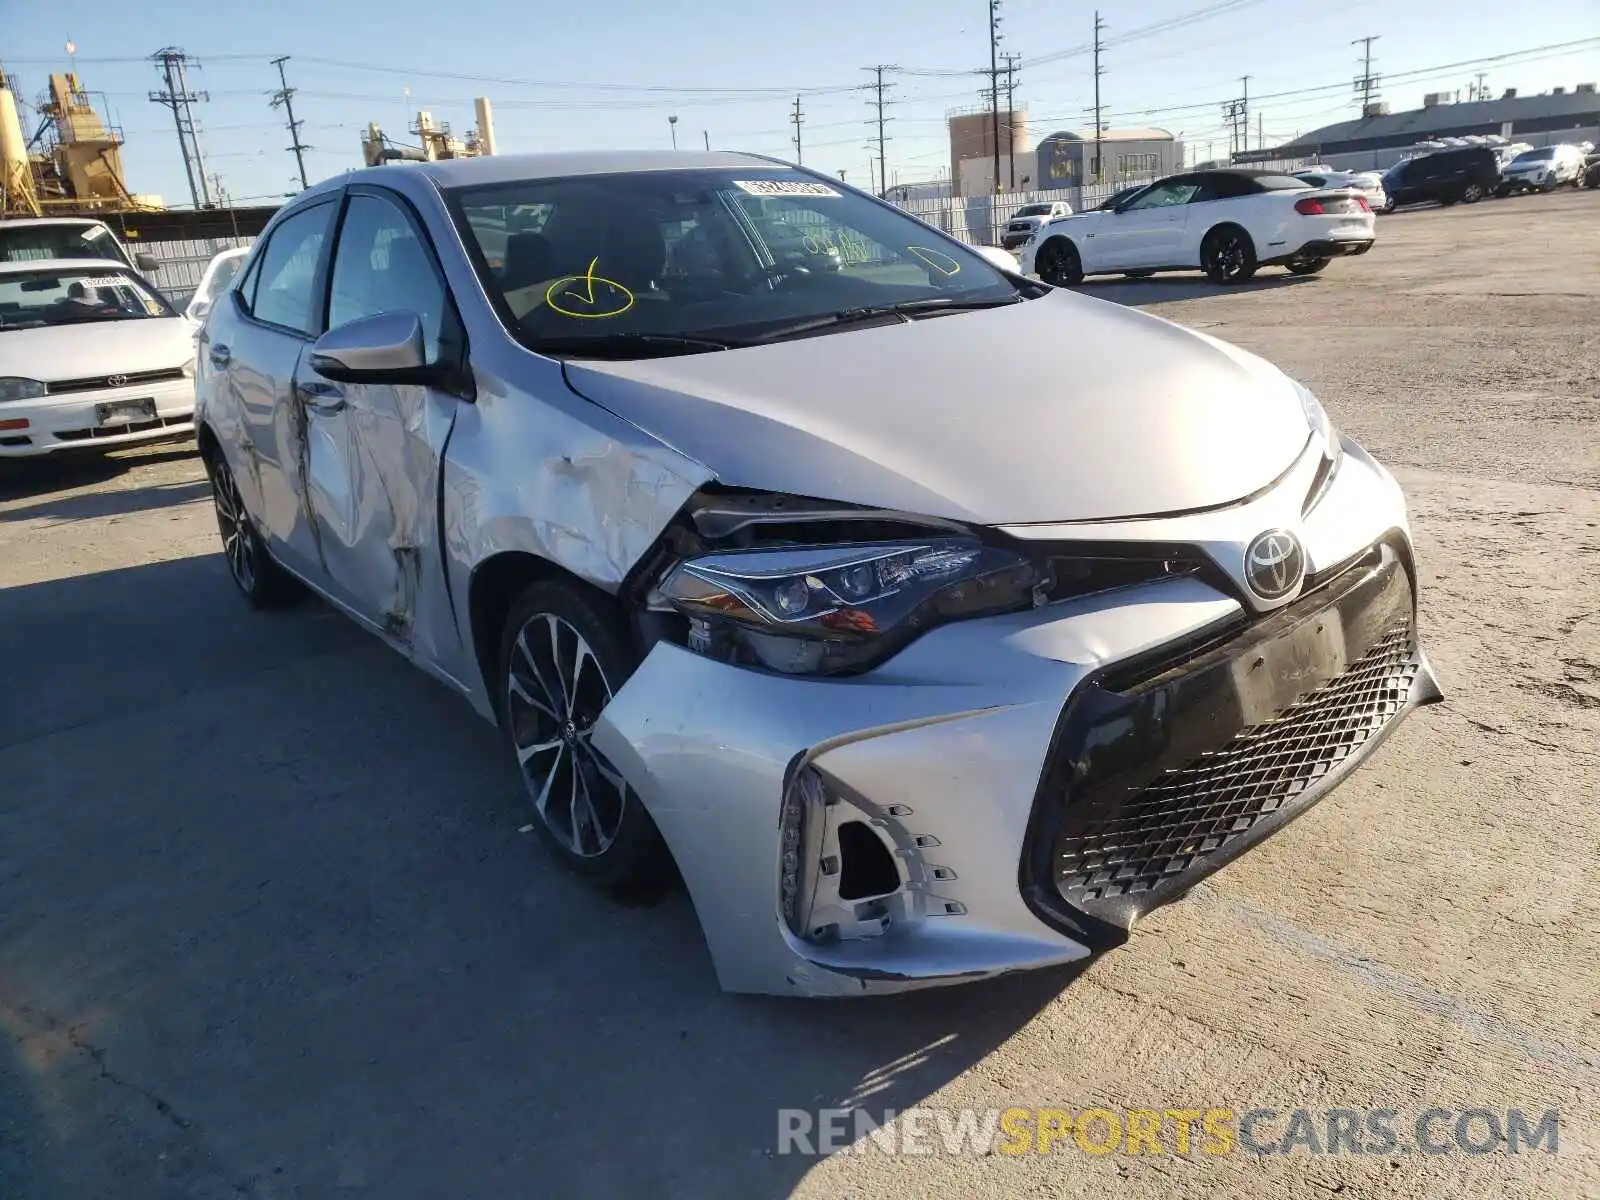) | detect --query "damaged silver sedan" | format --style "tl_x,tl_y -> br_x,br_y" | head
193,150 -> 1441,996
